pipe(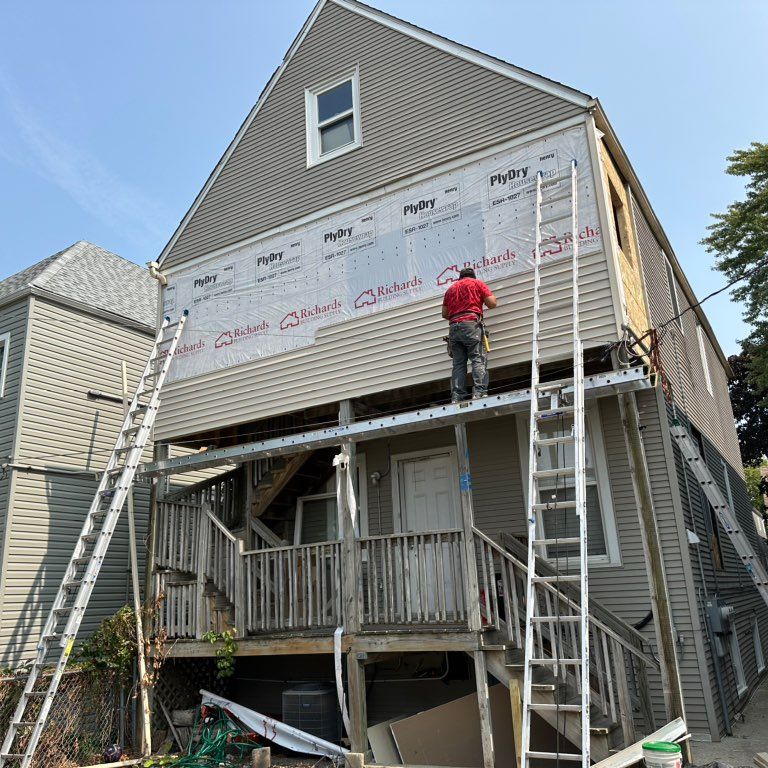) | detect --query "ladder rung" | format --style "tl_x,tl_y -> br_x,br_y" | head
63,580 -> 82,590
107,467 -> 125,477
16,721 -> 36,727
533,467 -> 576,479
541,171 -> 573,187
531,574 -> 581,583
531,615 -> 581,623
1,754 -> 26,759
539,236 -> 561,247
531,683 -> 557,692
122,425 -> 141,436
533,537 -> 581,546
73,556 -> 91,565
82,532 -> 101,543
528,703 -> 583,712
532,500 -> 577,511
536,406 -> 575,418
535,435 -> 575,448
543,191 -> 572,204
536,378 -> 575,391
530,658 -> 582,665
52,607 -> 71,615
527,751 -> 582,761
